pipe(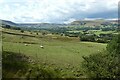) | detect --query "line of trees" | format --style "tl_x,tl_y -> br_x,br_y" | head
80,33 -> 113,43
1,24 -> 21,30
